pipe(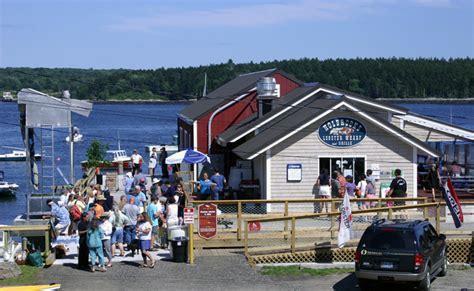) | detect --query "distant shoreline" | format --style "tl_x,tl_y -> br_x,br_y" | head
91,99 -> 195,104
377,98 -> 474,104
